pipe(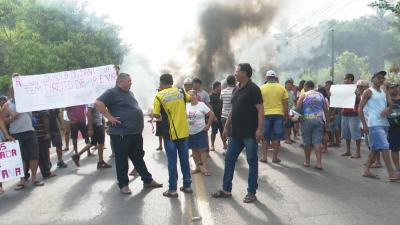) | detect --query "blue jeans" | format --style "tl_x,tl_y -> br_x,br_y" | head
223,137 -> 258,194
164,137 -> 192,191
